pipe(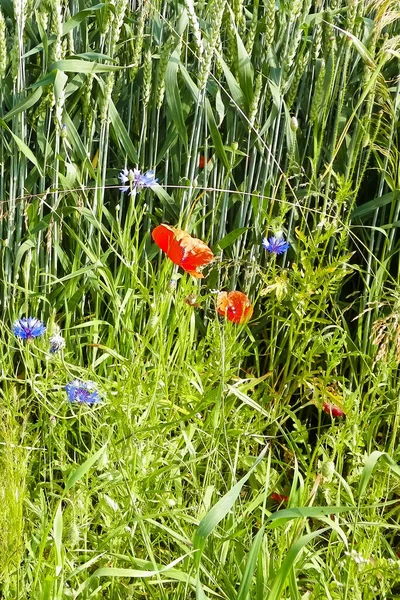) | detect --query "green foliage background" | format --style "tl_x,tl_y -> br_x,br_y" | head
1,0 -> 400,597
